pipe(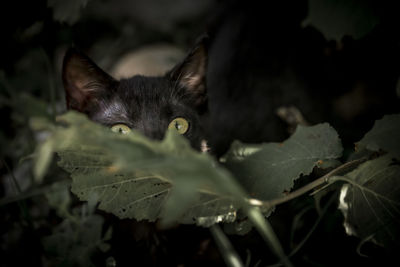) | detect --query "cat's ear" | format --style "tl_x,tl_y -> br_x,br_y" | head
167,38 -> 208,108
62,48 -> 117,112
